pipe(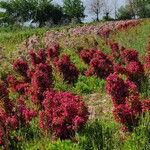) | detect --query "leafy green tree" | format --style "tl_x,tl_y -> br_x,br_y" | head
0,0 -> 64,27
134,0 -> 150,18
63,0 -> 85,23
117,5 -> 132,20
125,0 -> 150,19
